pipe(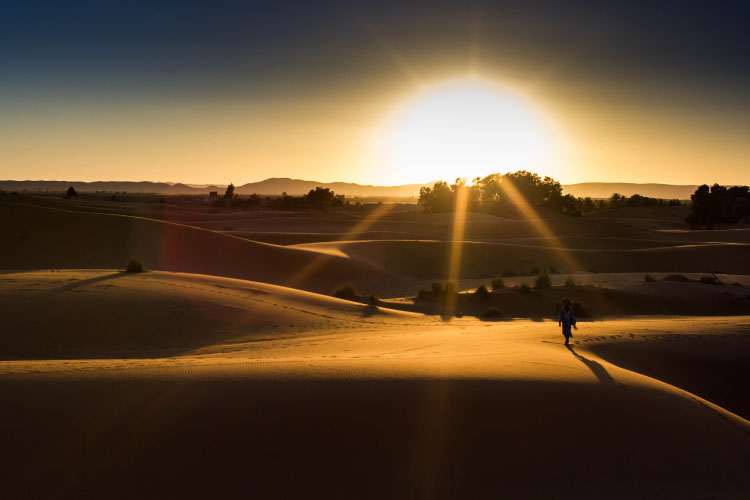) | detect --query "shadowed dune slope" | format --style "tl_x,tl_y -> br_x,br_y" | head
1,376 -> 749,499
585,333 -> 750,419
0,200 -> 402,294
296,239 -> 750,278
